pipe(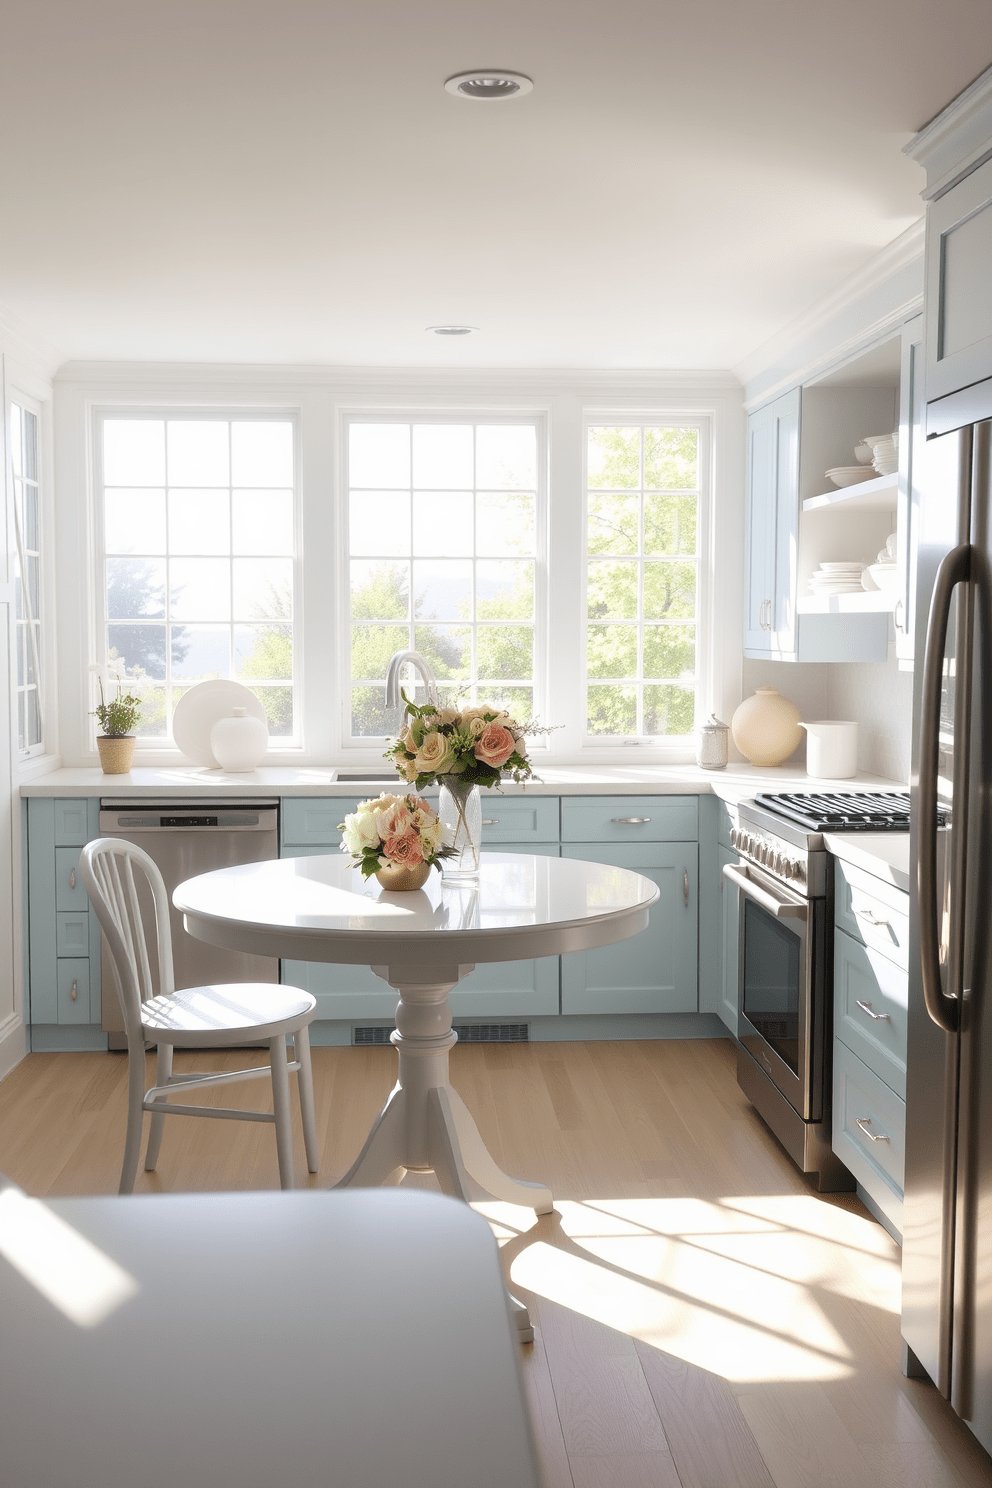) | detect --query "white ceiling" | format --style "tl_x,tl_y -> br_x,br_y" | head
2,0 -> 990,371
